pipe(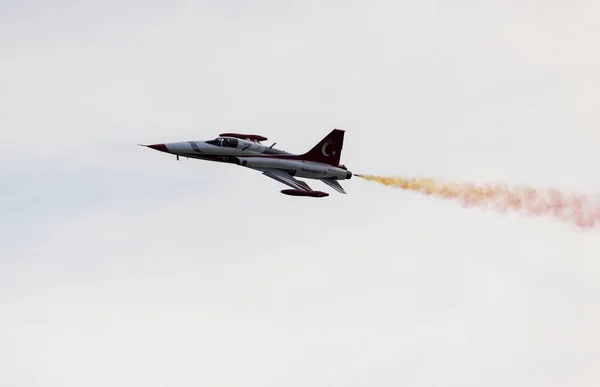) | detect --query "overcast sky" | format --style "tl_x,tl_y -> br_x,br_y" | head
1,0 -> 599,386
